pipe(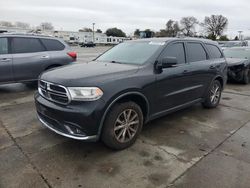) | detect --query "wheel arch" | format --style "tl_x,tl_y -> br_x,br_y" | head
97,91 -> 150,138
214,76 -> 224,89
